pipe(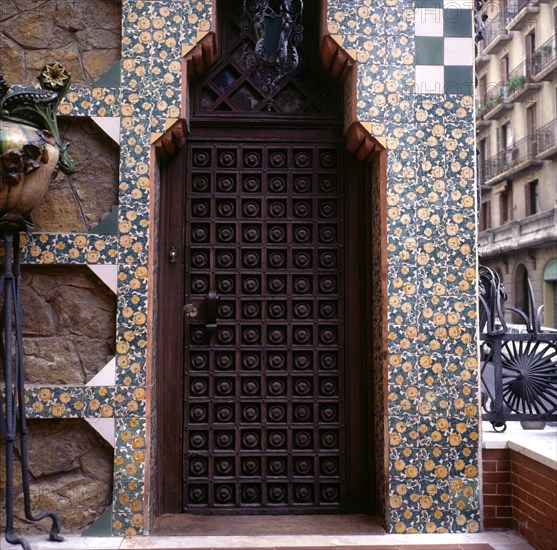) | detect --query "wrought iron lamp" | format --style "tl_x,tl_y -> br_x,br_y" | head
0,64 -> 74,550
241,0 -> 304,108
